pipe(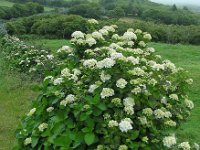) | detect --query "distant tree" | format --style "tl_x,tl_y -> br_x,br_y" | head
183,6 -> 189,10
172,4 -> 178,11
100,0 -> 117,10
0,2 -> 44,20
0,9 -> 6,18
107,7 -> 125,18
121,2 -> 133,16
68,4 -> 101,19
